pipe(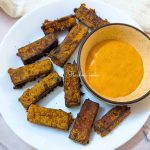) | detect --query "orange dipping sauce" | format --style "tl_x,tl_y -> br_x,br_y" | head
86,40 -> 144,98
